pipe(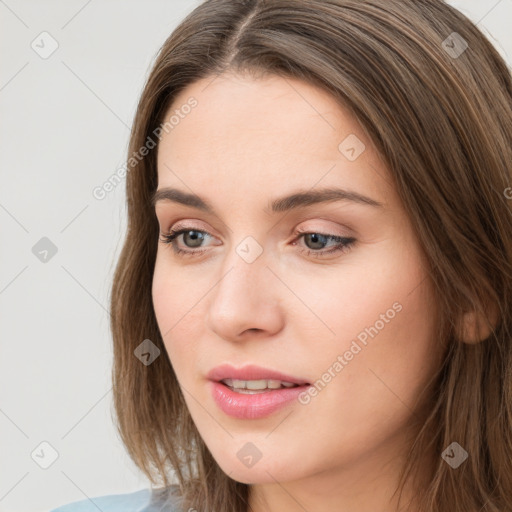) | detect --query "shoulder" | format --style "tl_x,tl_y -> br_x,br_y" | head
48,485 -> 184,512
